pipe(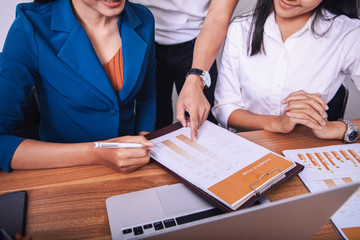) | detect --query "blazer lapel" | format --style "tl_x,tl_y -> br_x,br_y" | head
52,0 -> 118,108
118,3 -> 148,104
